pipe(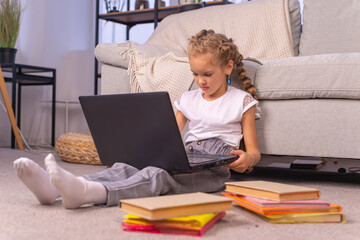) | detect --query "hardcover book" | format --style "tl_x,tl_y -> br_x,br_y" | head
119,192 -> 233,220
225,181 -> 320,201
261,212 -> 346,224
